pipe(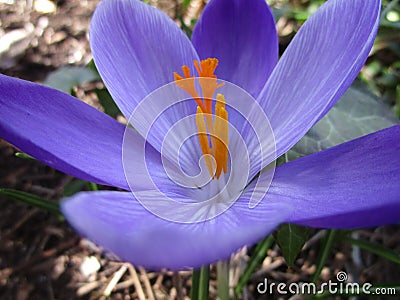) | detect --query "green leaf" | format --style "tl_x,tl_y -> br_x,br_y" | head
0,188 -> 60,214
345,237 -> 400,265
44,66 -> 99,93
178,15 -> 193,38
182,0 -> 192,9
86,59 -> 100,76
95,88 -> 122,118
63,179 -> 99,196
274,223 -> 312,267
271,7 -> 289,22
63,179 -> 87,197
288,83 -> 399,160
381,0 -> 400,27
87,182 -> 98,191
